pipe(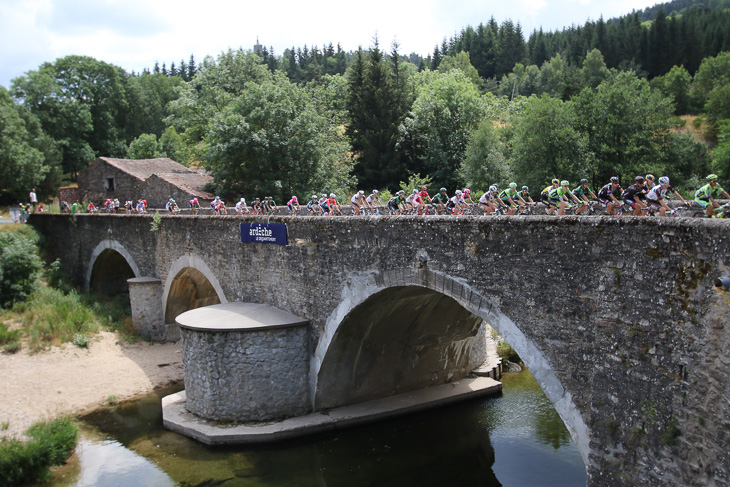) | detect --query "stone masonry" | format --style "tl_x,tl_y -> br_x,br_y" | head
30,213 -> 730,487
